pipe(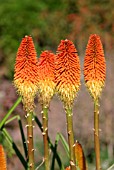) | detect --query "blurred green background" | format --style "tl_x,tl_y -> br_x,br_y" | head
0,0 -> 114,169
0,0 -> 114,79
